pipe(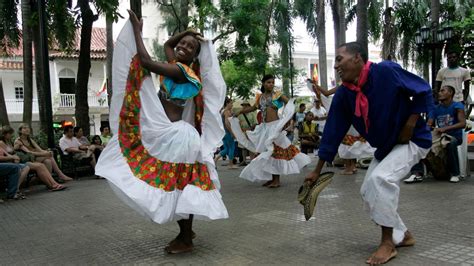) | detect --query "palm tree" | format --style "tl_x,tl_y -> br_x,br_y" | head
106,15 -> 113,103
356,0 -> 369,54
21,0 -> 33,125
274,0 -> 293,95
330,0 -> 346,82
294,0 -> 328,89
75,0 -> 98,136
